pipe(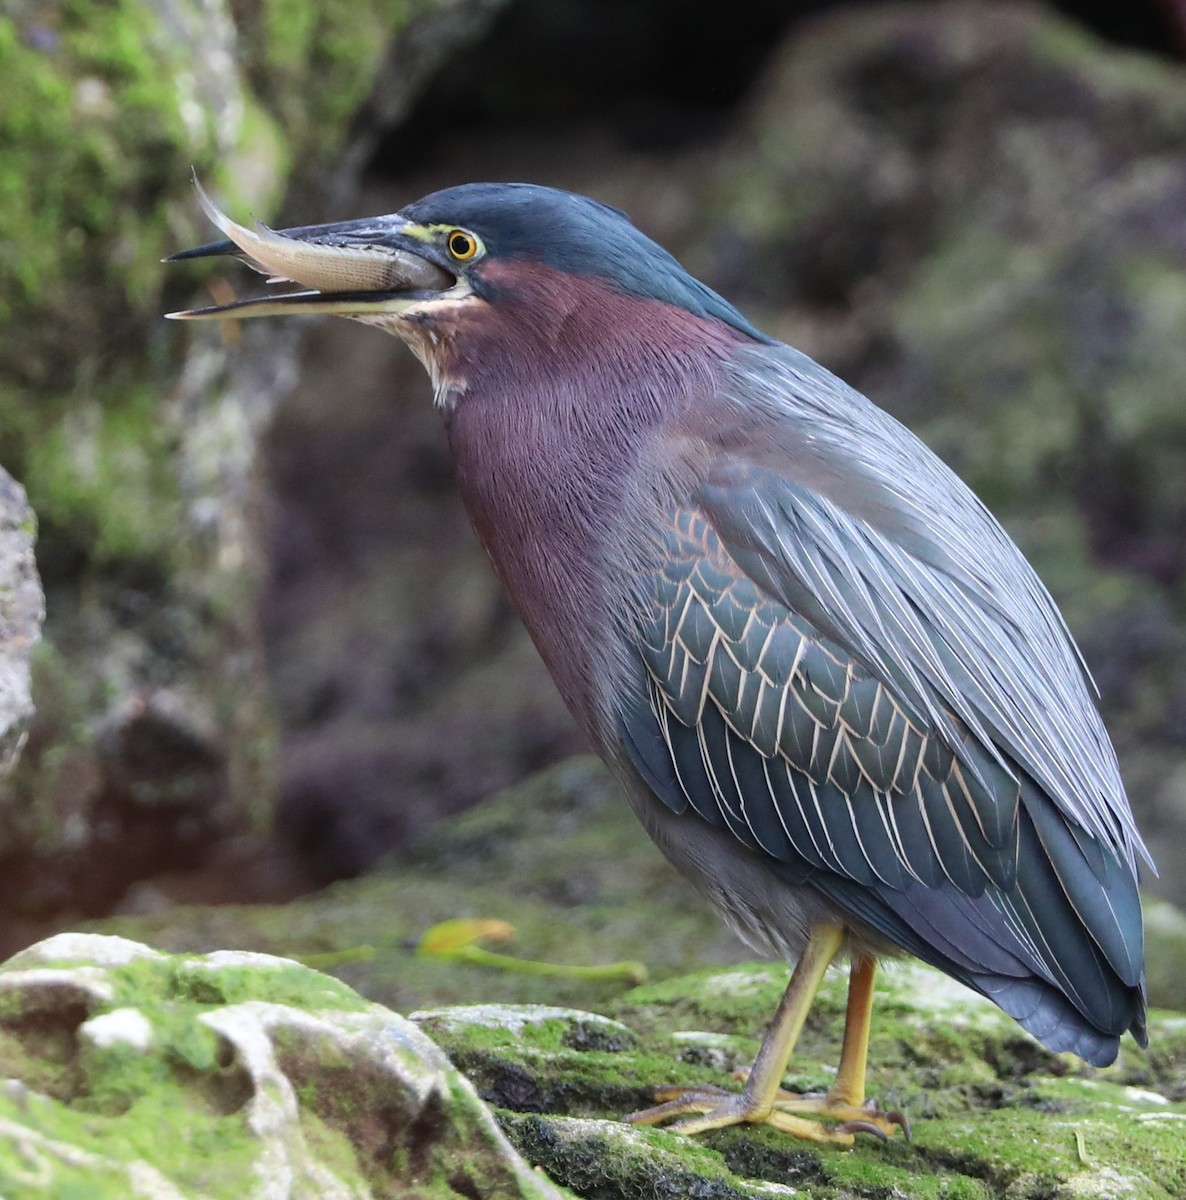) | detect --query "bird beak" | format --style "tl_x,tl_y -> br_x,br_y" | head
164,178 -> 461,321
